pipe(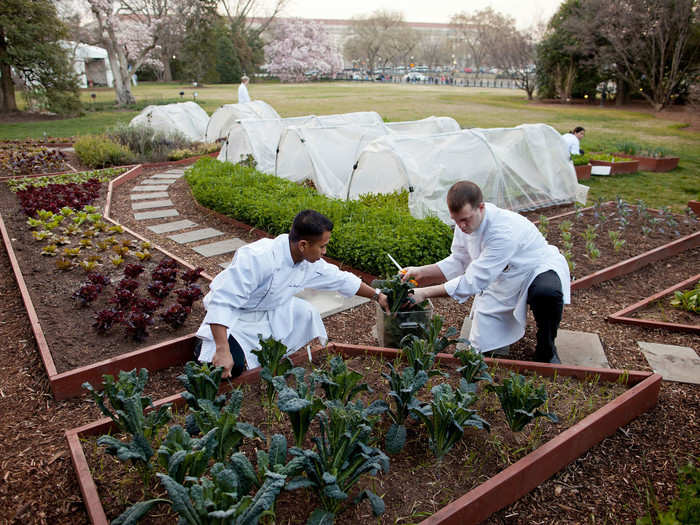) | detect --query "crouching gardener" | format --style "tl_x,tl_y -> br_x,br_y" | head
195,209 -> 389,378
403,181 -> 570,364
